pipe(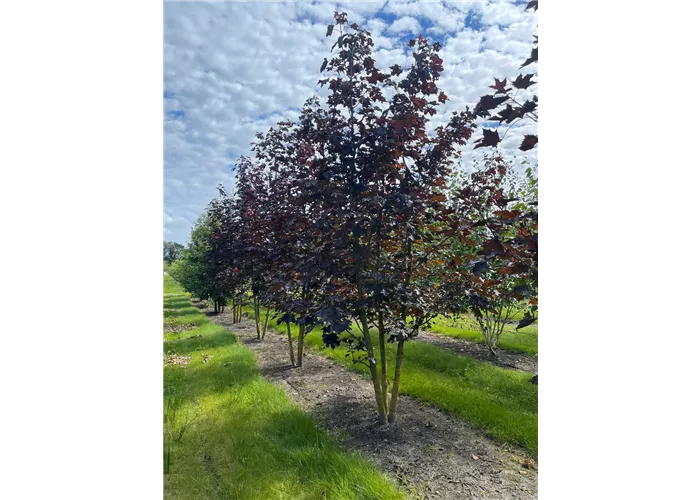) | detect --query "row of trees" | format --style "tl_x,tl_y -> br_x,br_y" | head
170,8 -> 537,425
163,241 -> 184,265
